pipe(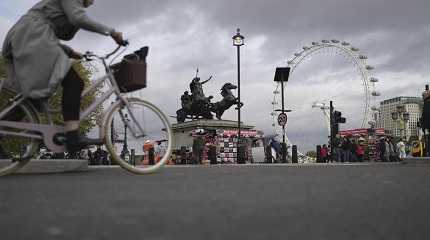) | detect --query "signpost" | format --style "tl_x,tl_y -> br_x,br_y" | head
278,113 -> 288,127
274,67 -> 291,163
